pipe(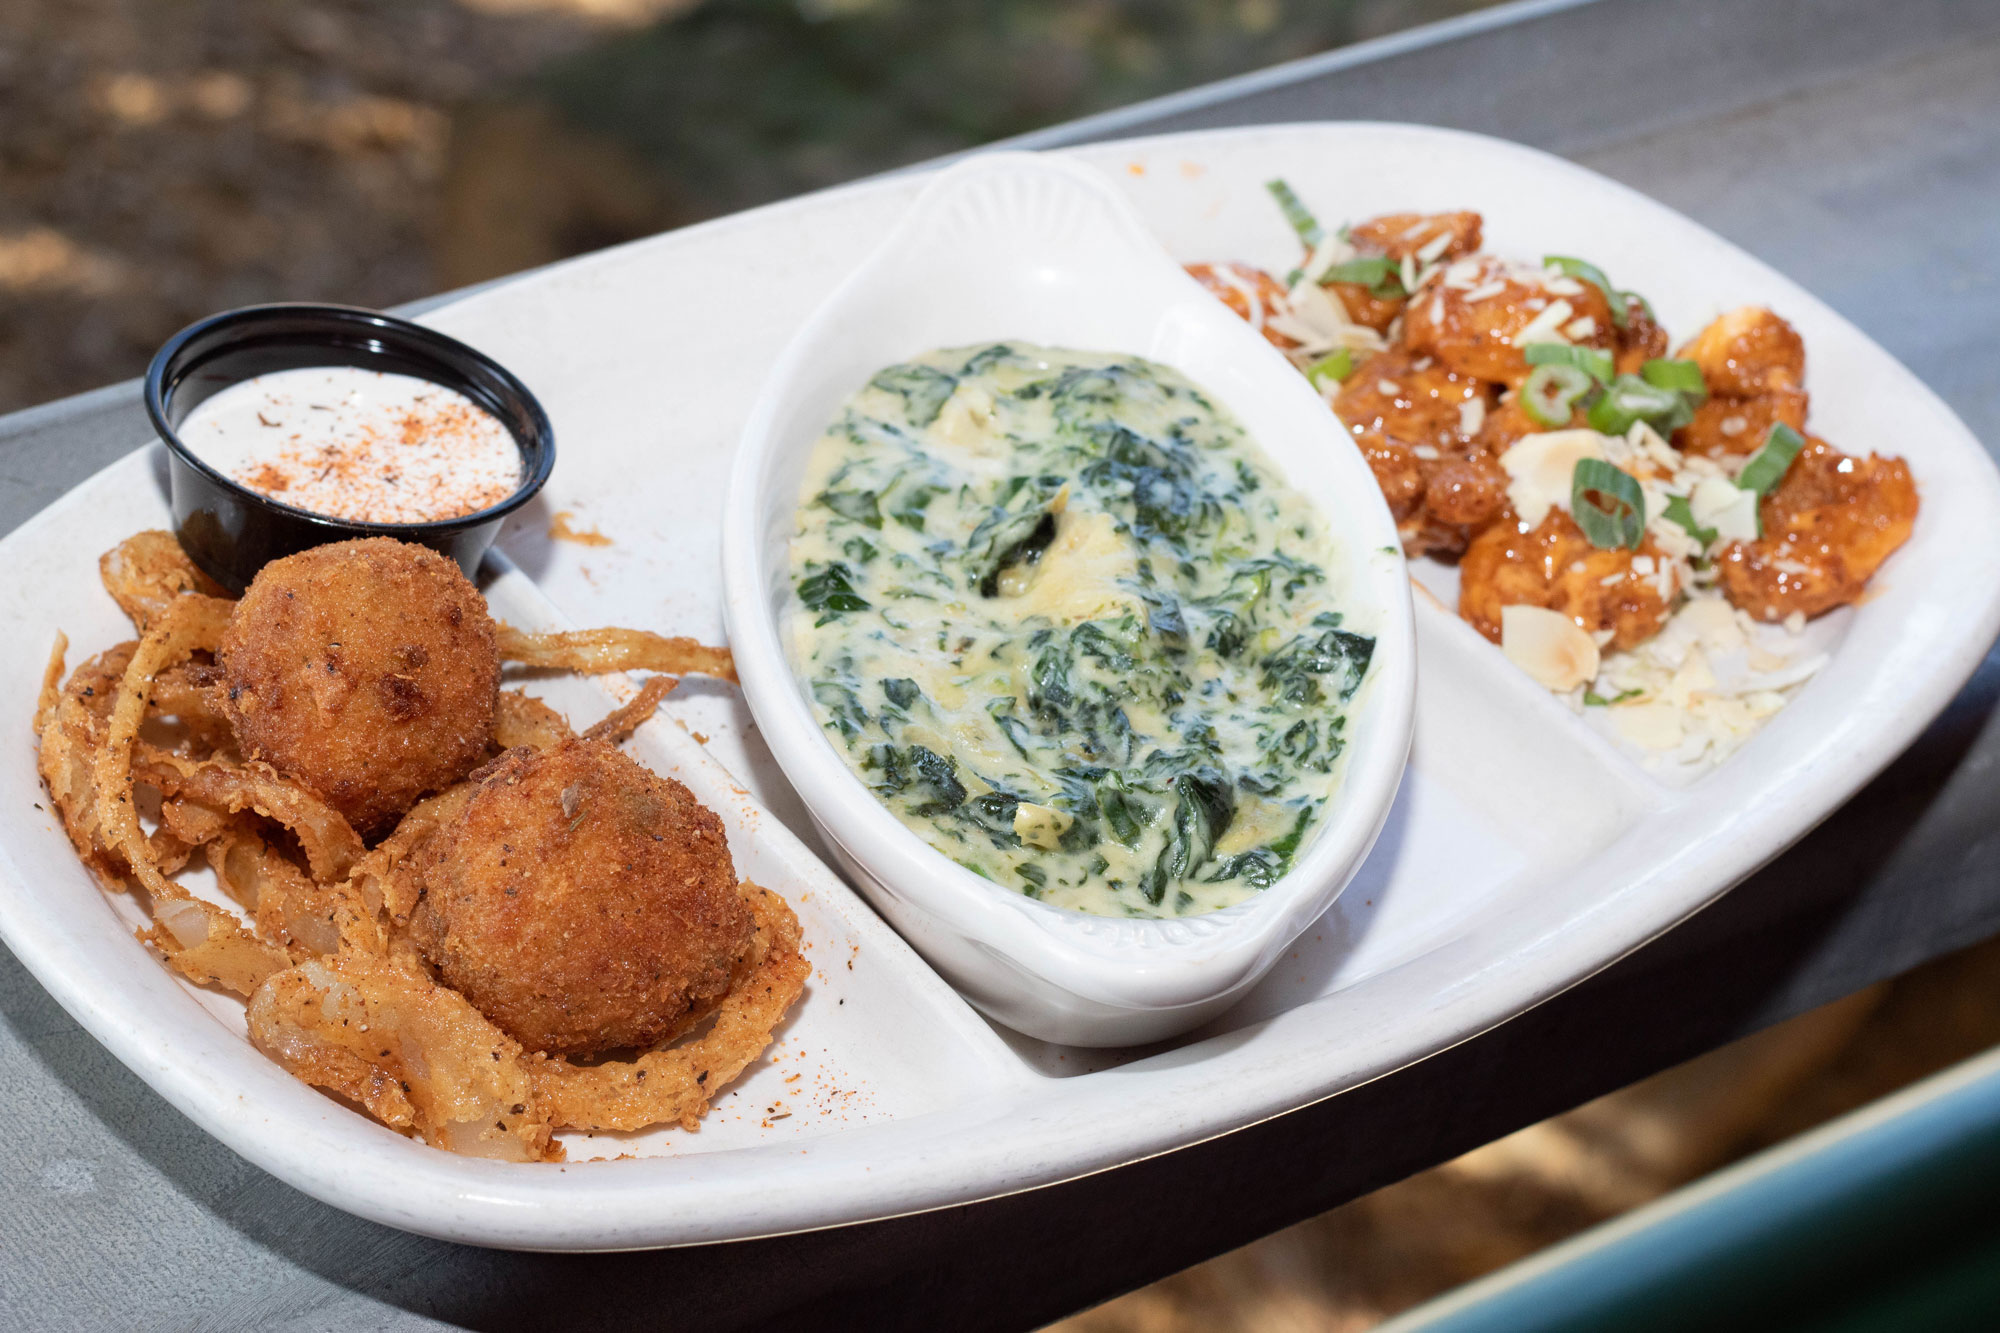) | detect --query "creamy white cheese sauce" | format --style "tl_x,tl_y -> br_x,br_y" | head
178,367 -> 520,525
786,343 -> 1372,919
